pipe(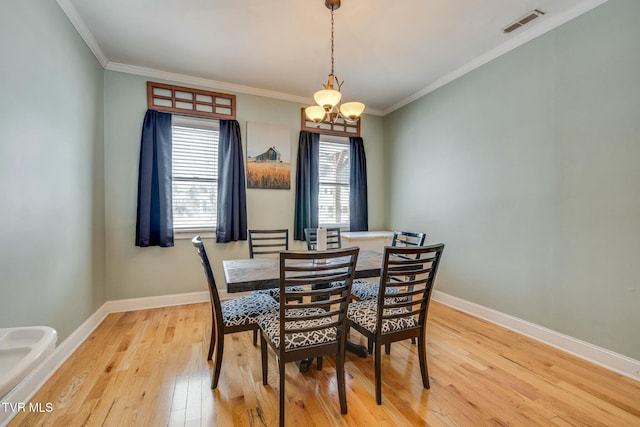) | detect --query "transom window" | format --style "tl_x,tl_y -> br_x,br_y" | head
172,115 -> 218,231
319,135 -> 350,229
